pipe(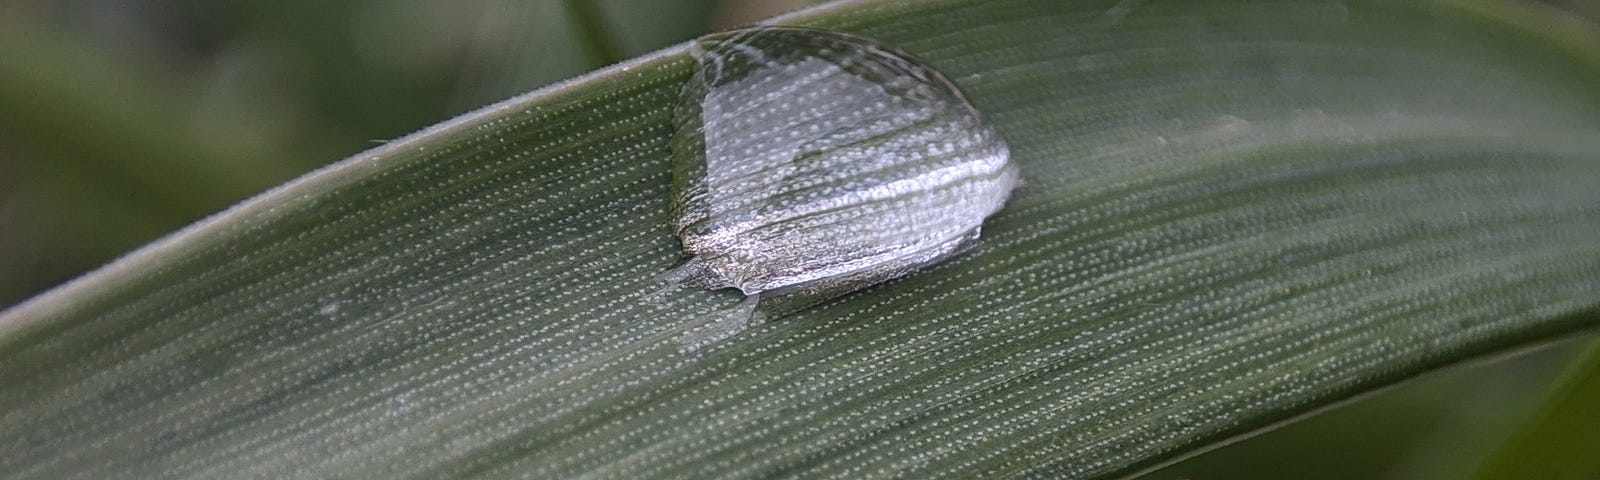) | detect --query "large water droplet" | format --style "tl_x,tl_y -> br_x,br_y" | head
666,26 -> 1018,313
